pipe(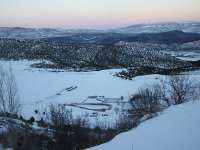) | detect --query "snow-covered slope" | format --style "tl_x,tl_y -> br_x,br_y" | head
115,22 -> 200,34
0,38 -> 190,71
0,27 -> 105,39
87,100 -> 200,150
